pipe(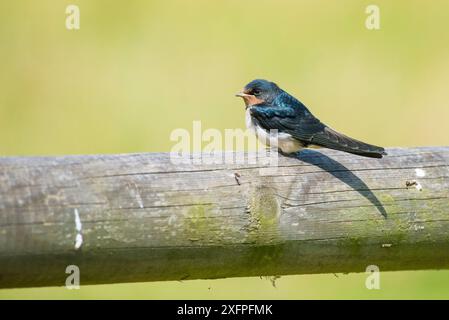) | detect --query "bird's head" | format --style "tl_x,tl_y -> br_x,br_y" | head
235,79 -> 281,107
